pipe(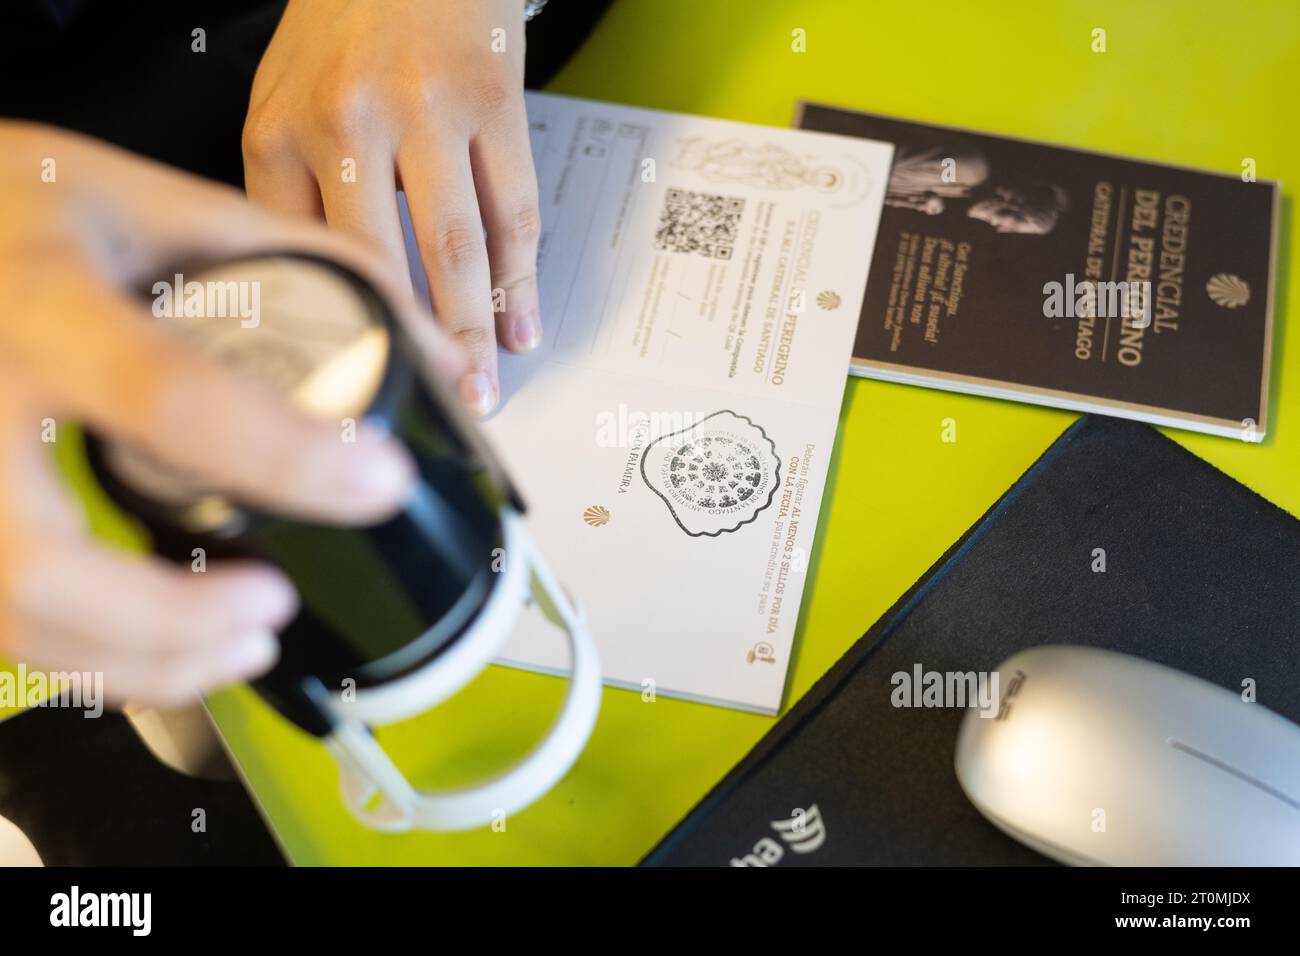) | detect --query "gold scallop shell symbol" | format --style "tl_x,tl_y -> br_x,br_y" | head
582,505 -> 610,527
1206,273 -> 1250,309
816,290 -> 841,311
